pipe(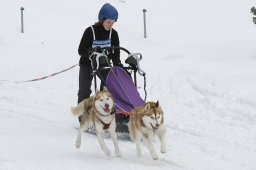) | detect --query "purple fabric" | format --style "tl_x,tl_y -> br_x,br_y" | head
106,66 -> 144,113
